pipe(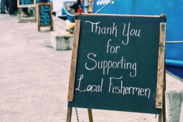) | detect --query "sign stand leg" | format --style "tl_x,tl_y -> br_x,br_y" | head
66,107 -> 72,122
38,26 -> 40,31
158,82 -> 166,122
66,107 -> 93,122
18,8 -> 21,22
88,109 -> 93,122
50,21 -> 53,31
158,64 -> 166,122
50,26 -> 53,31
